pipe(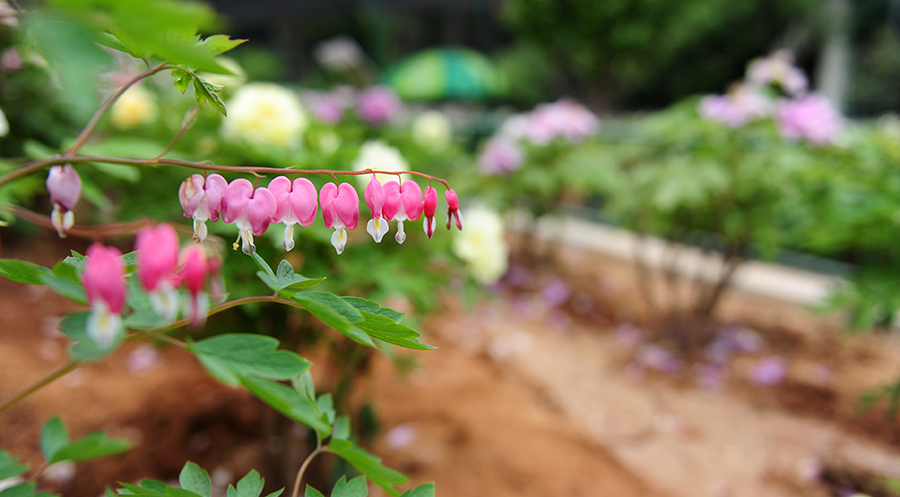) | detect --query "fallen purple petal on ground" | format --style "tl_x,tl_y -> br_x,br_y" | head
749,356 -> 787,386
